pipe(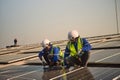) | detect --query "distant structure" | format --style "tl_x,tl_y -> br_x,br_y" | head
14,38 -> 17,46
6,38 -> 19,48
